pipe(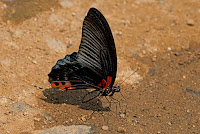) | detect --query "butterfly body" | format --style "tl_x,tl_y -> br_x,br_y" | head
48,8 -> 120,102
